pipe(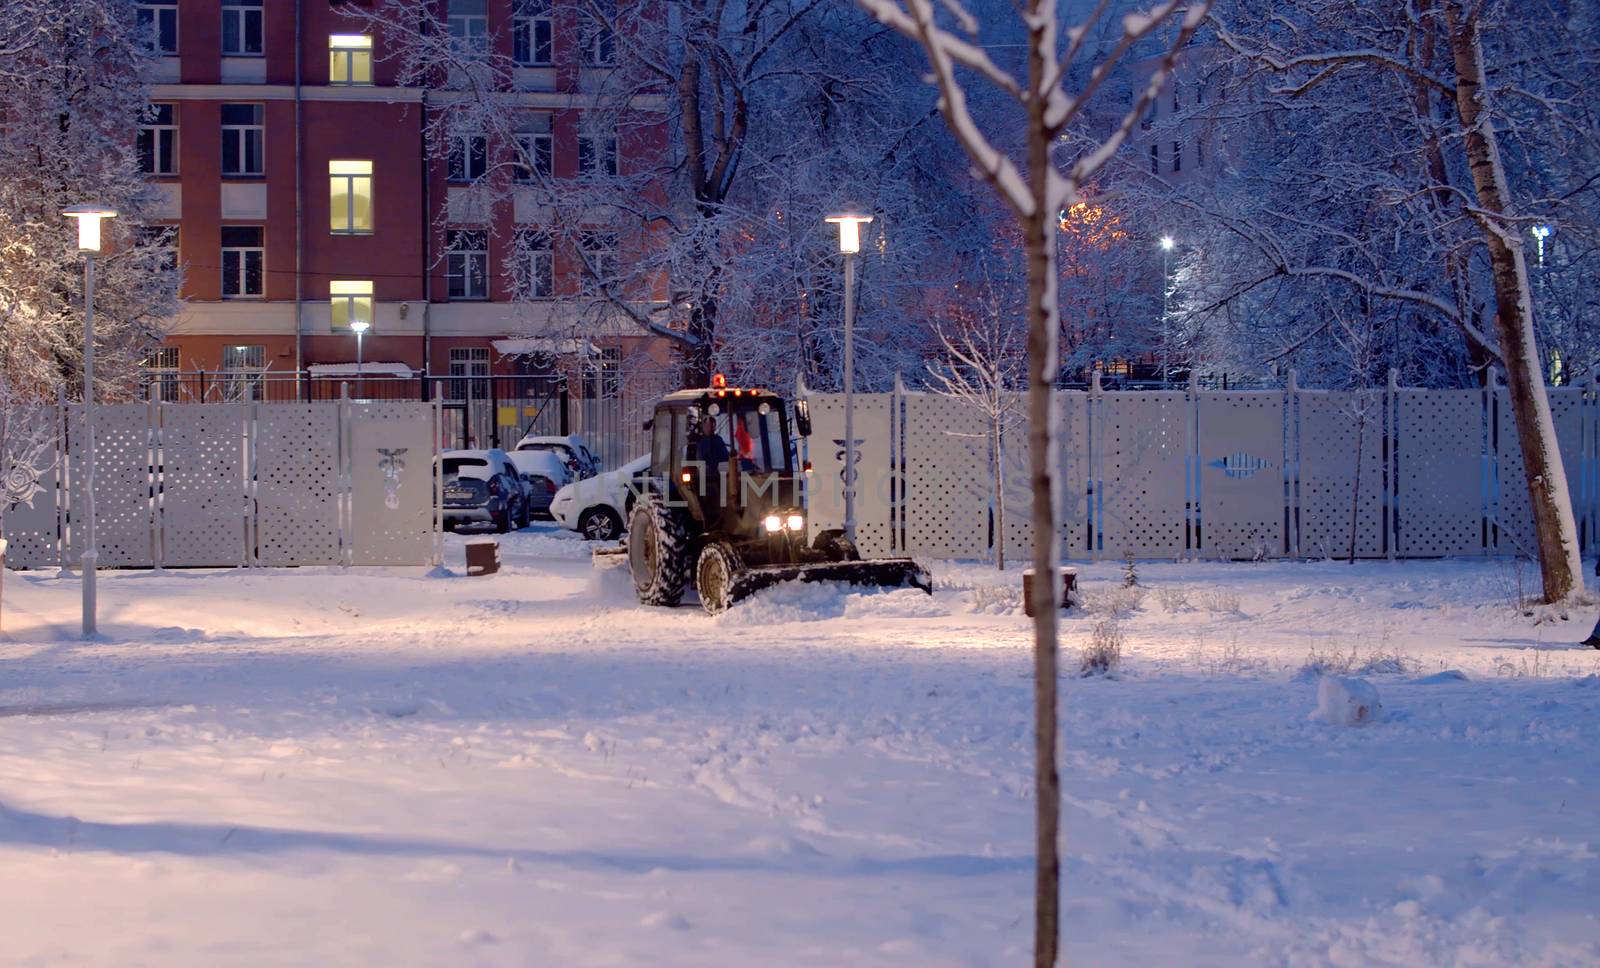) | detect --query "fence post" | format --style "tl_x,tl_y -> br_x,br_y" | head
149,388 -> 163,571
1387,367 -> 1398,560
433,394 -> 444,568
1186,369 -> 1200,561
1286,369 -> 1298,558
1089,368 -> 1102,562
